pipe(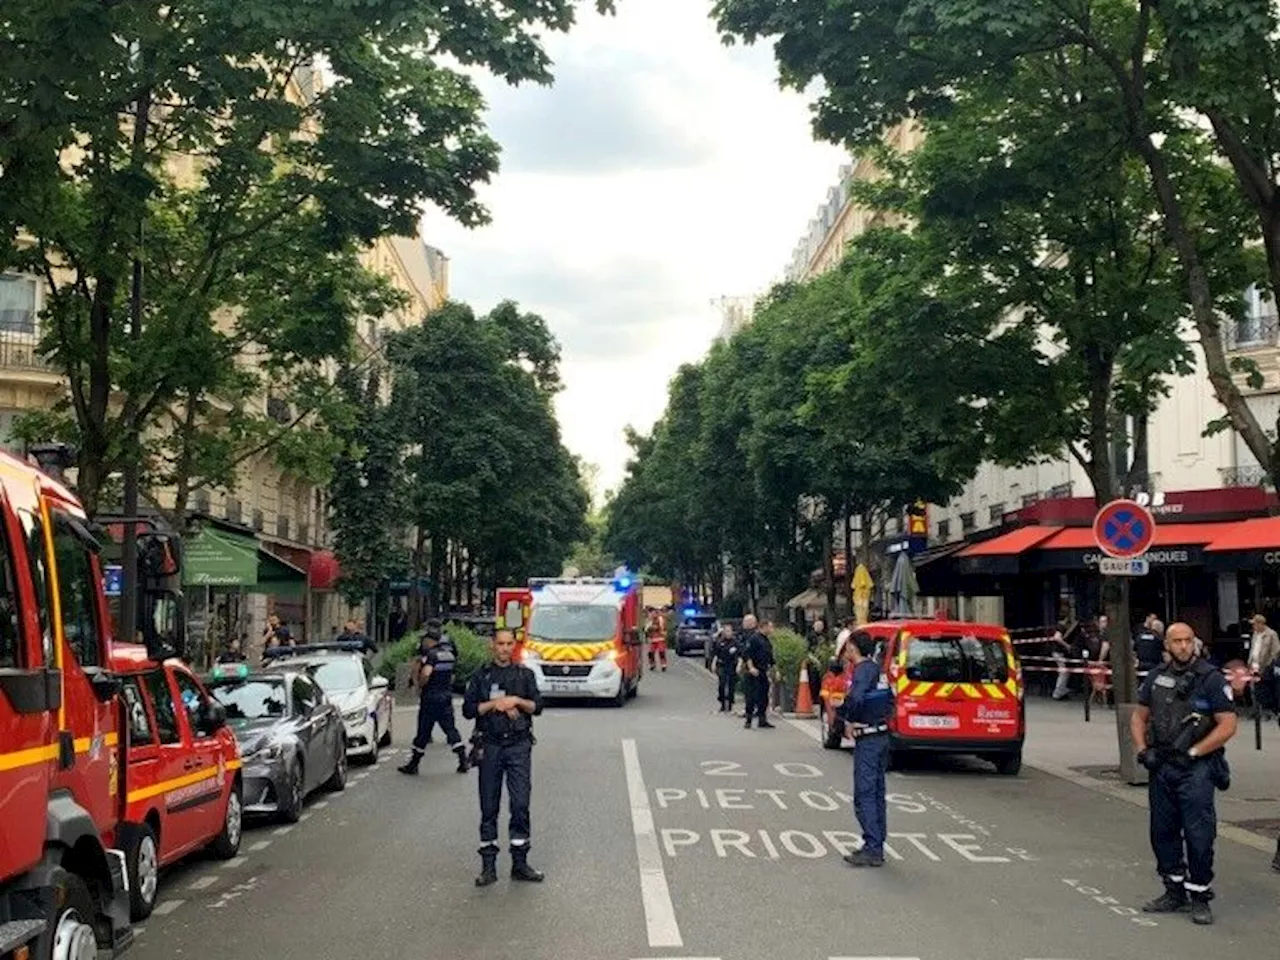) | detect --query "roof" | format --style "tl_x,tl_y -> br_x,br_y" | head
1039,521 -> 1241,551
863,618 -> 1008,637
956,526 -> 1063,558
